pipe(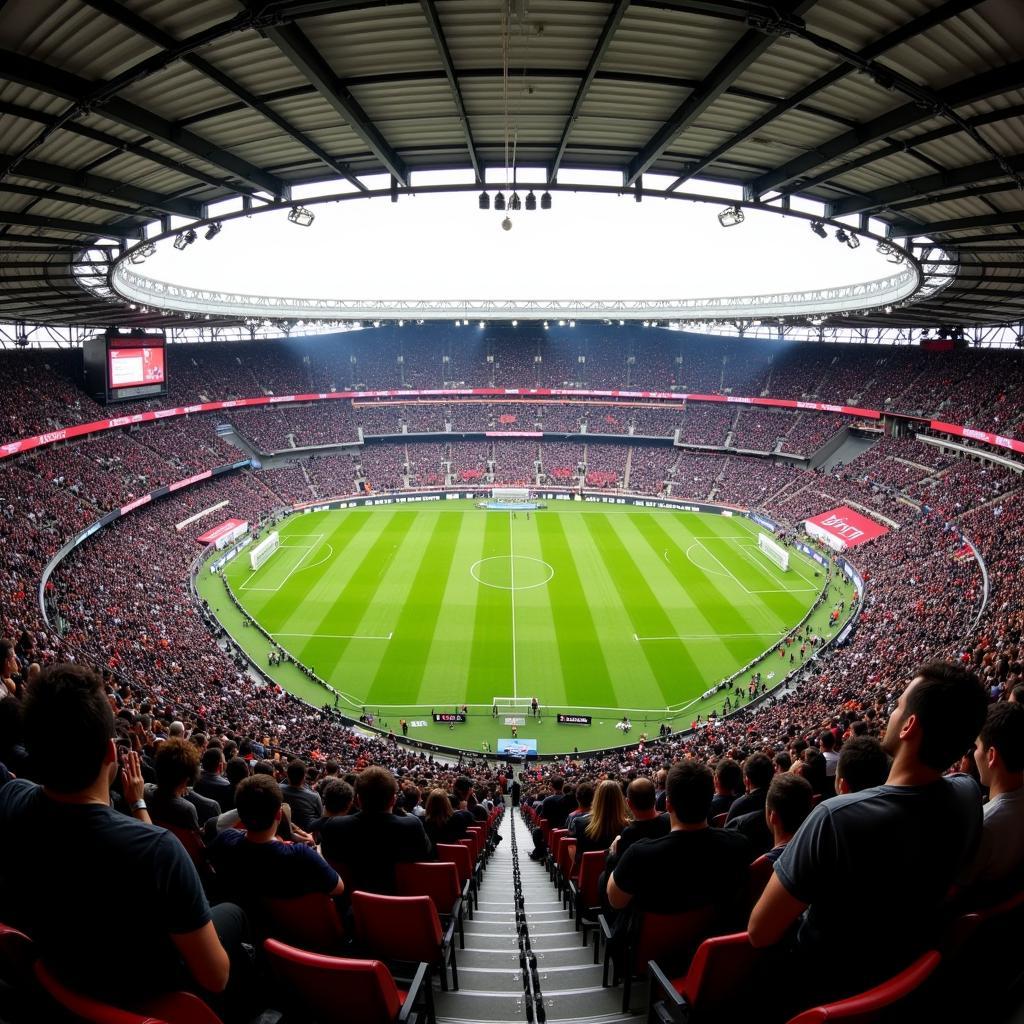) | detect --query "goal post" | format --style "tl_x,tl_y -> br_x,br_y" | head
757,532 -> 790,572
249,531 -> 281,571
492,696 -> 534,716
492,487 -> 530,502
